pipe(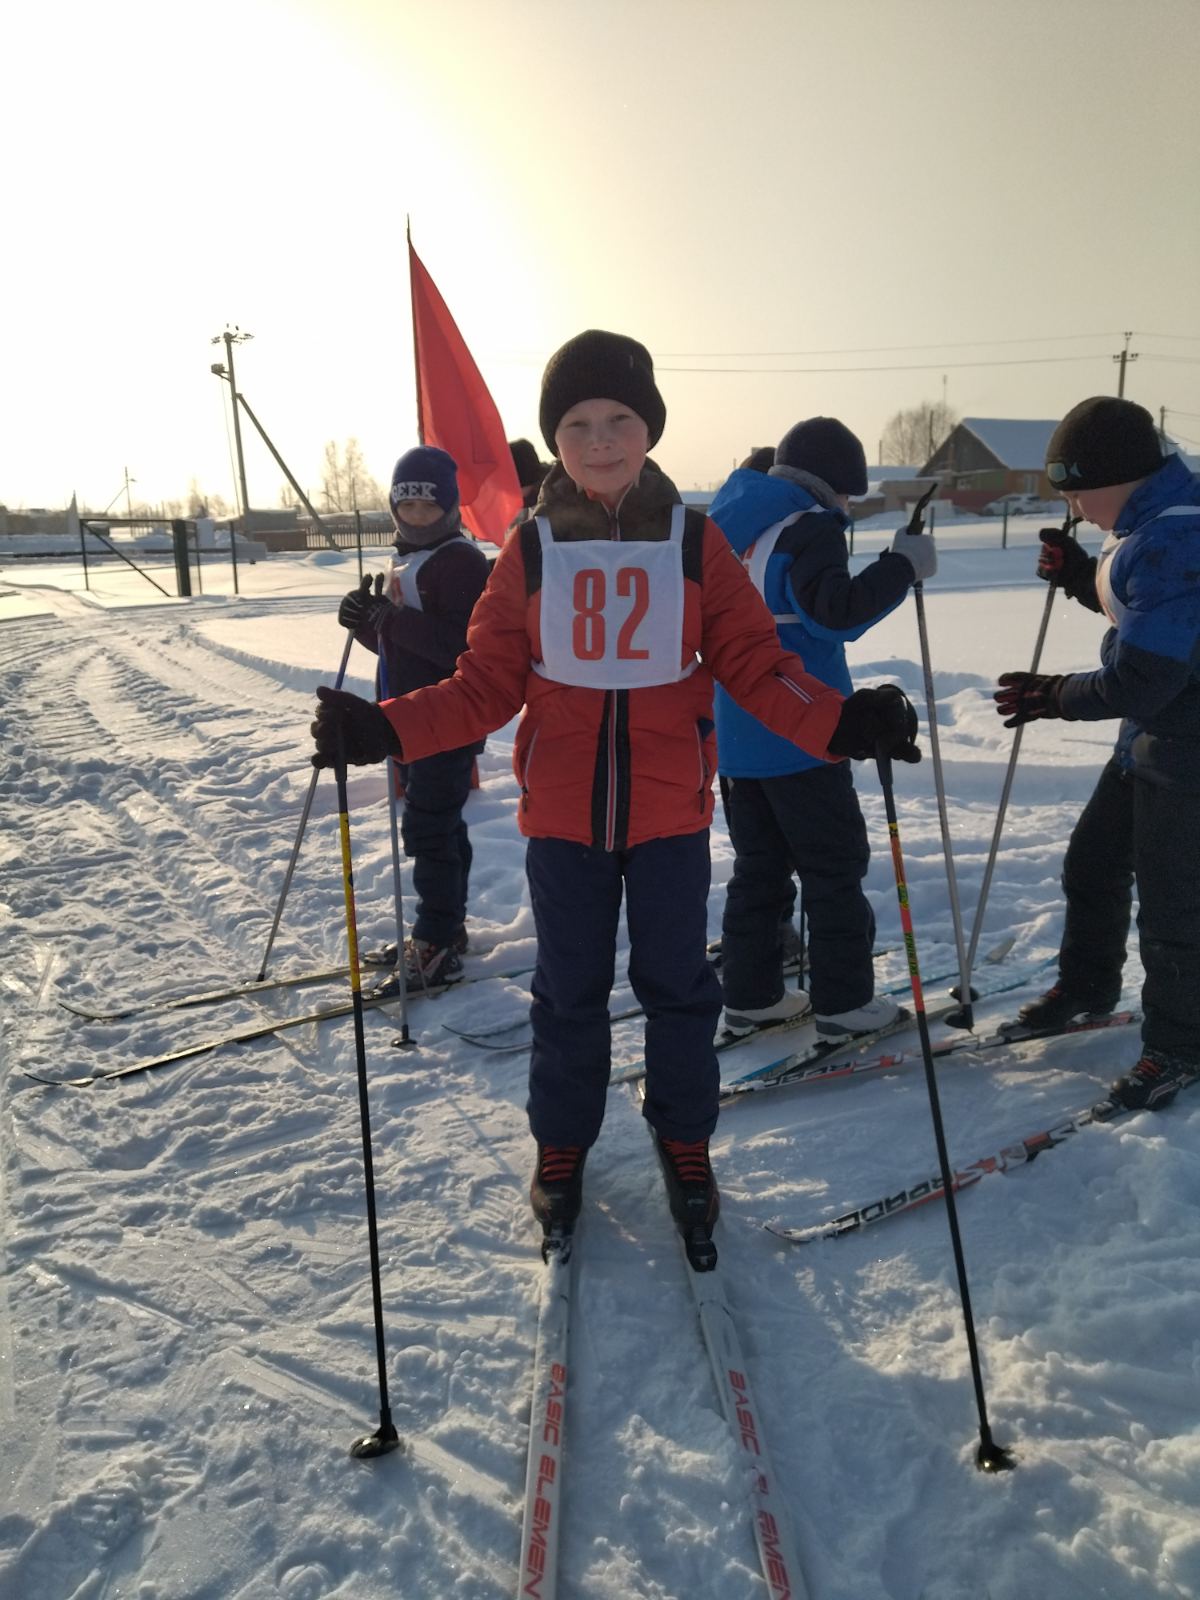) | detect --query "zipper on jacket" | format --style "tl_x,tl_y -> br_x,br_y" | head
520,726 -> 540,812
694,724 -> 710,812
